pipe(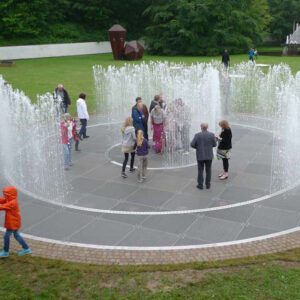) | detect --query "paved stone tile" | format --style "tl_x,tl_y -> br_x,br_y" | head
110,201 -> 158,212
219,186 -> 266,202
92,182 -> 138,200
162,193 -> 213,210
142,214 -> 197,235
126,187 -> 174,207
83,165 -> 120,181
248,206 -> 300,231
69,177 -> 105,194
117,227 -> 179,247
145,174 -> 191,192
101,209 -> 148,225
185,216 -> 243,242
244,163 -> 271,176
260,193 -> 300,212
205,205 -> 255,223
19,203 -> 57,231
76,194 -> 119,210
28,210 -> 95,240
68,219 -> 133,245
237,225 -> 277,240
231,172 -> 271,191
174,237 -> 208,246
182,181 -> 227,198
